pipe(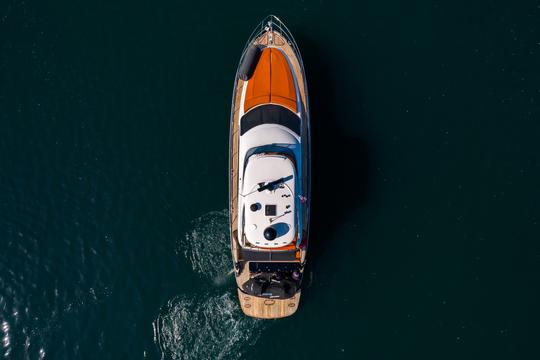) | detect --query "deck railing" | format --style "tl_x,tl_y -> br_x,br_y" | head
237,15 -> 306,81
